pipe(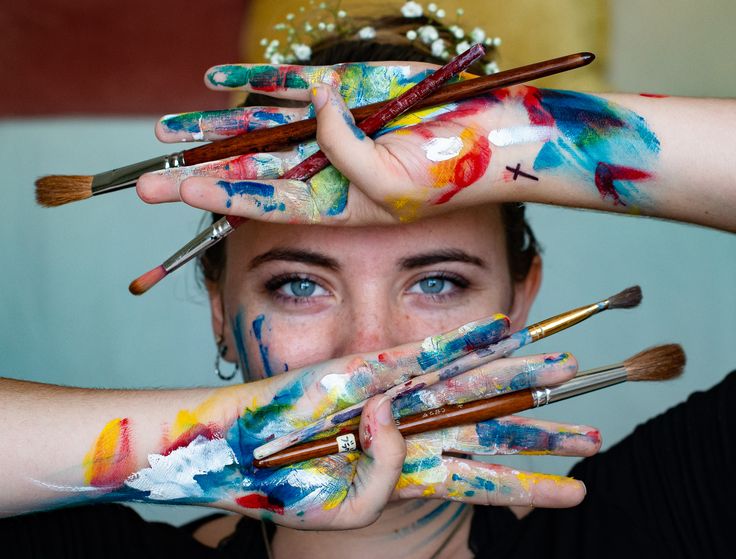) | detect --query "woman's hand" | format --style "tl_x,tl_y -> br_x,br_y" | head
138,61 -> 736,231
89,315 -> 595,528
